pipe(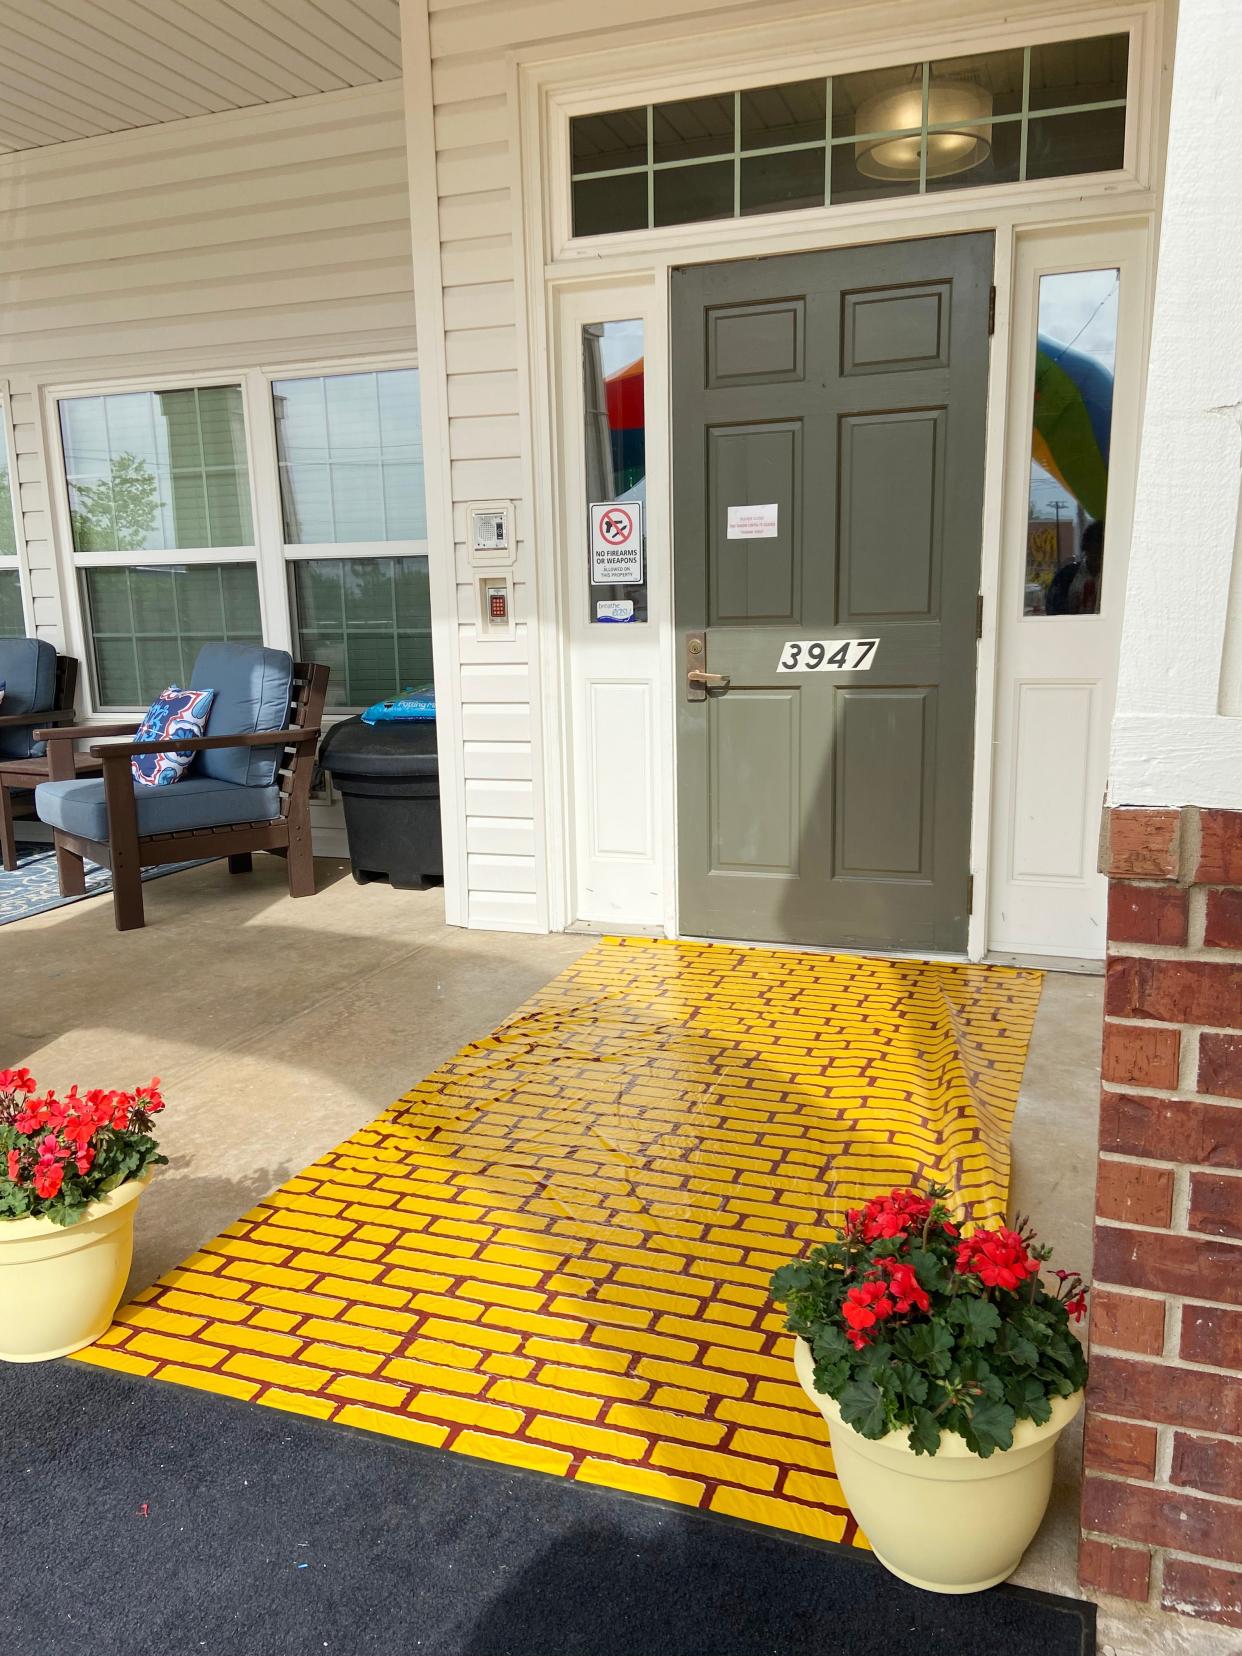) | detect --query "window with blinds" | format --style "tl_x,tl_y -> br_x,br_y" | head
60,386 -> 252,553
275,369 -> 430,709
53,368 -> 430,712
